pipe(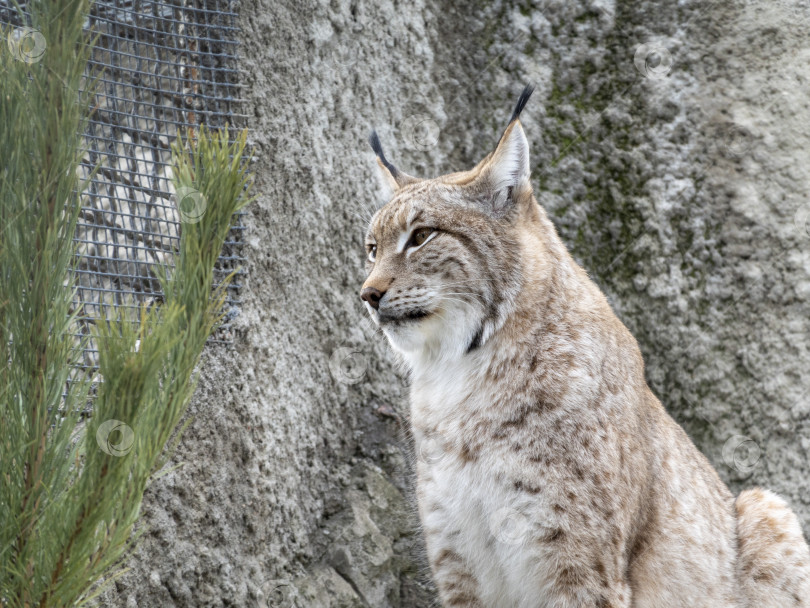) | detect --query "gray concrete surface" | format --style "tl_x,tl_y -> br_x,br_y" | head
100,0 -> 810,605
